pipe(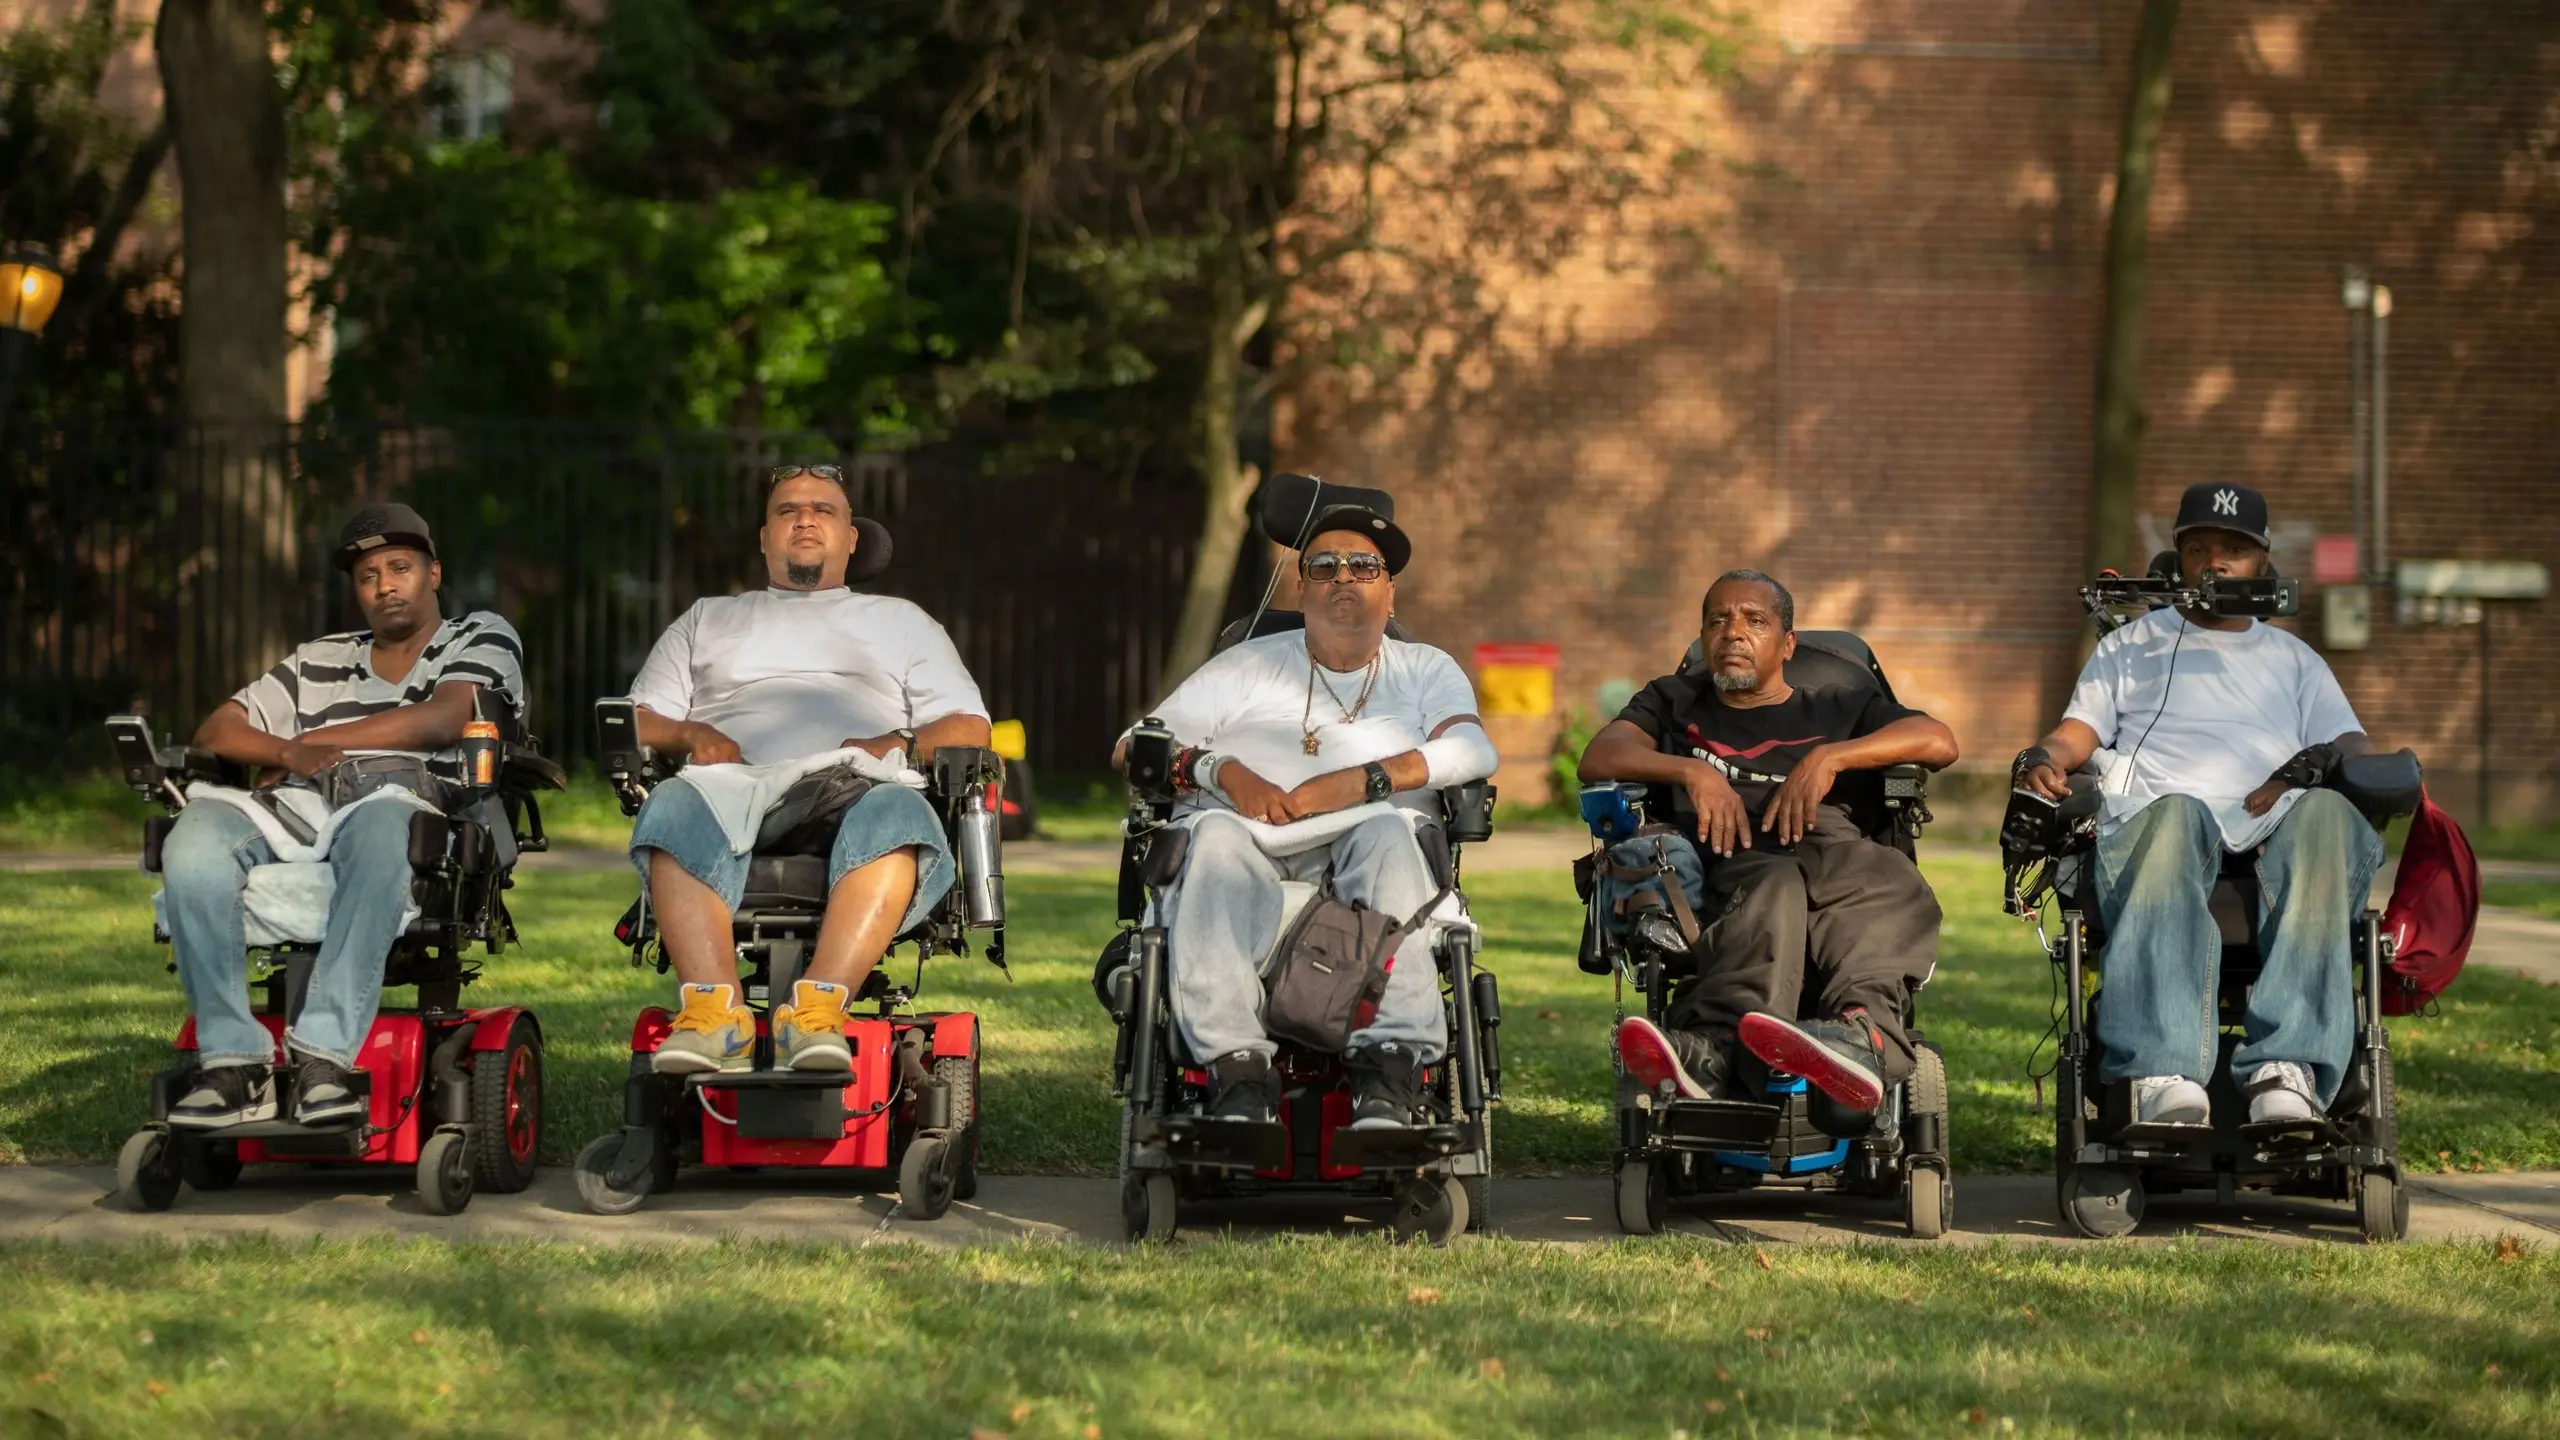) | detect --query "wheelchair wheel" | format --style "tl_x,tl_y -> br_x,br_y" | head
2357,1169 -> 2408,1244
936,1054 -> 980,1202
469,1015 -> 543,1194
417,1129 -> 475,1216
1905,1165 -> 1950,1241
180,1136 -> 243,1193
1614,1156 -> 1667,1236
2060,1165 -> 2143,1238
898,1133 -> 957,1221
1390,1176 -> 1467,1247
118,1129 -> 182,1212
574,1131 -> 667,1216
1122,1170 -> 1177,1243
